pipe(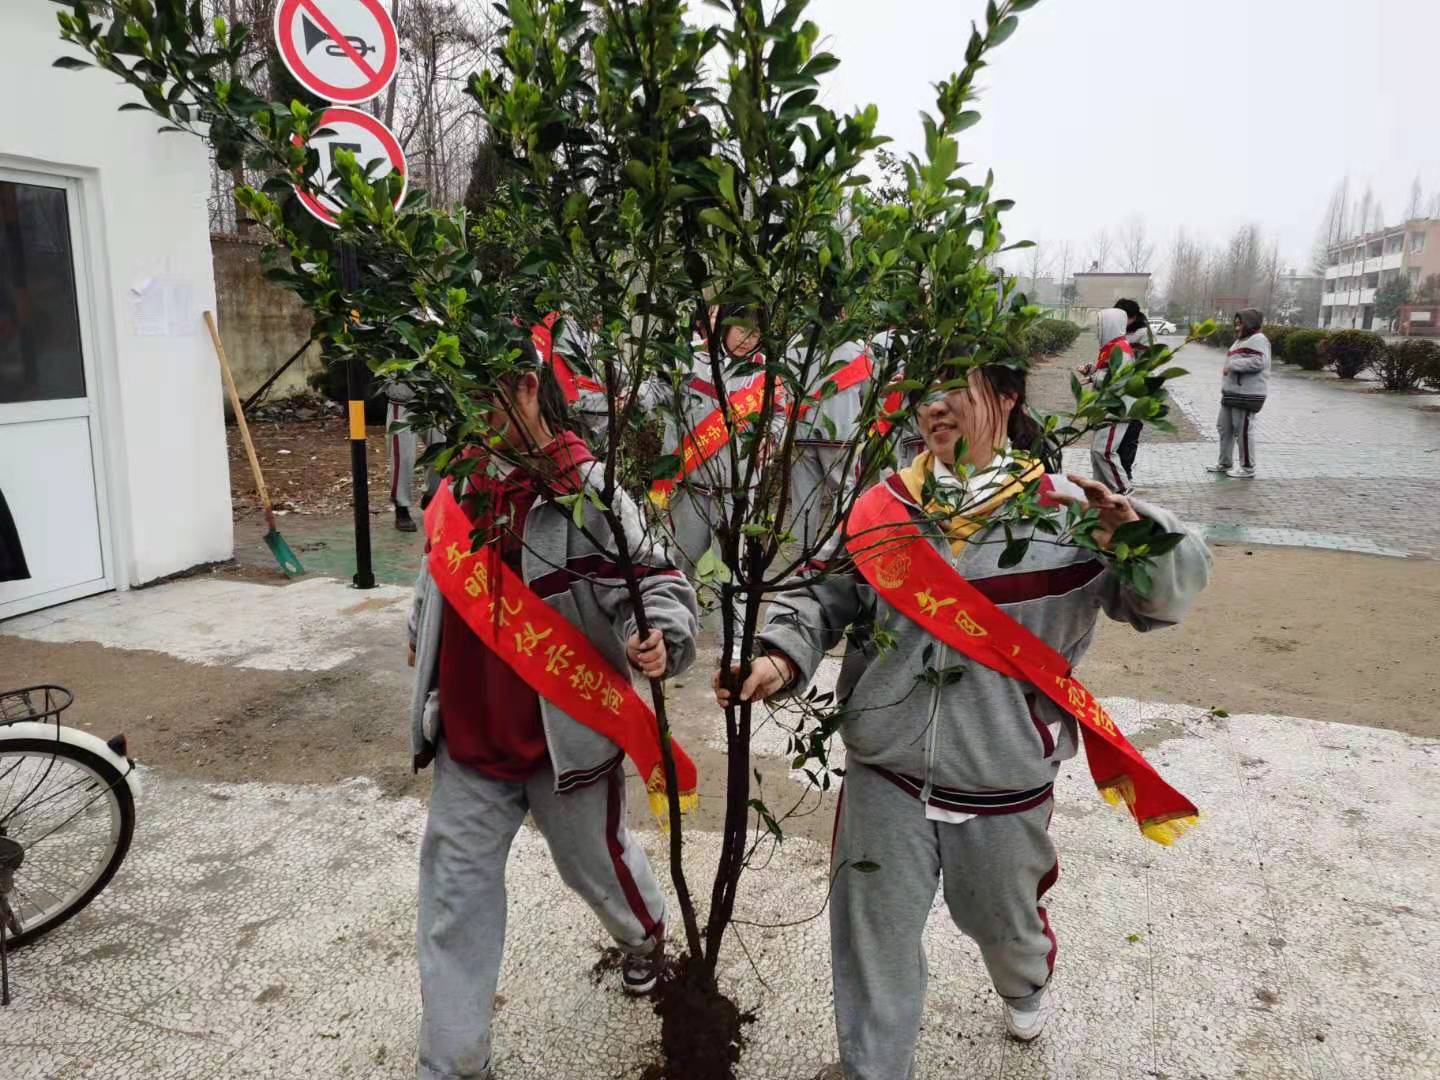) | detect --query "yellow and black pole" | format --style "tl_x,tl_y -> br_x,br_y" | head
337,242 -> 375,590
